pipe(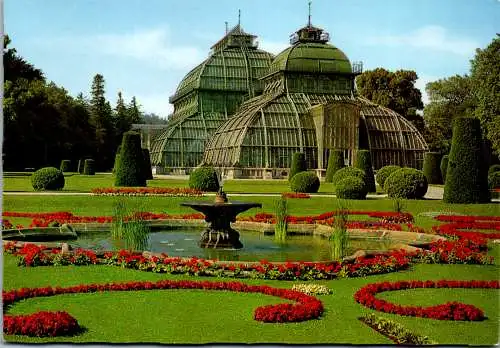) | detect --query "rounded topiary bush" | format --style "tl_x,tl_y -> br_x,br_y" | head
325,150 -> 344,183
354,150 -> 376,192
376,165 -> 401,188
335,176 -> 368,200
290,171 -> 320,193
289,152 -> 307,182
488,164 -> 500,176
489,171 -> 500,190
142,149 -> 153,180
440,155 -> 449,183
83,159 -> 95,175
384,168 -> 428,199
60,160 -> 71,172
115,131 -> 146,187
423,152 -> 443,184
189,167 -> 220,192
31,167 -> 65,191
331,167 -> 366,188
